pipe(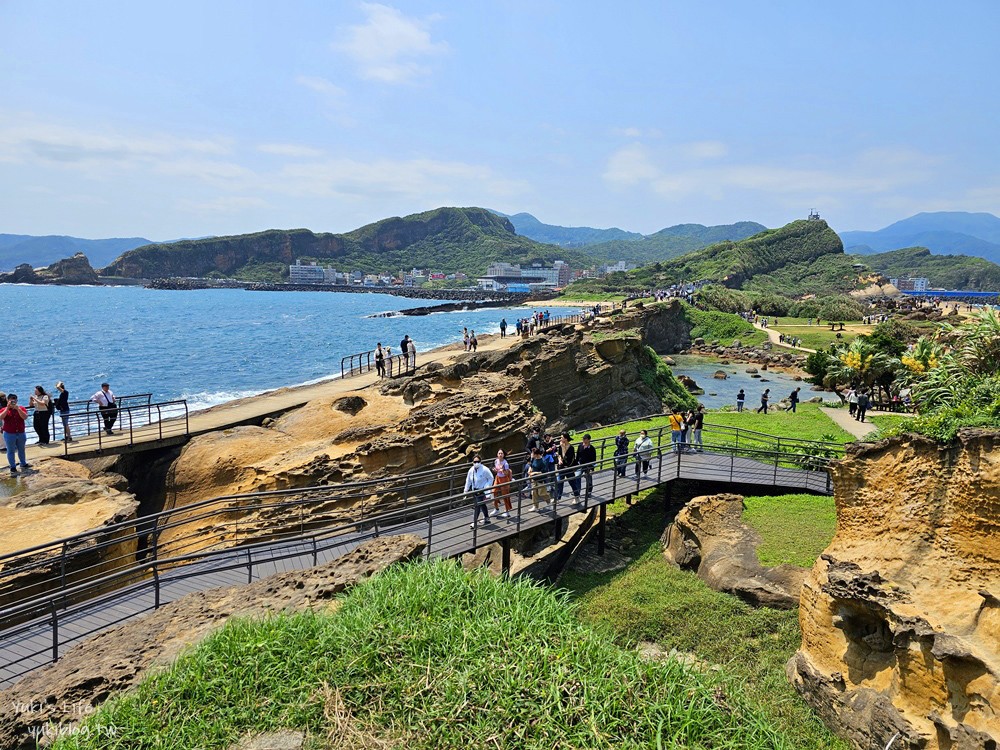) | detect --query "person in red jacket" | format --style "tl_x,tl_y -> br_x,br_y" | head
1,394 -> 31,473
